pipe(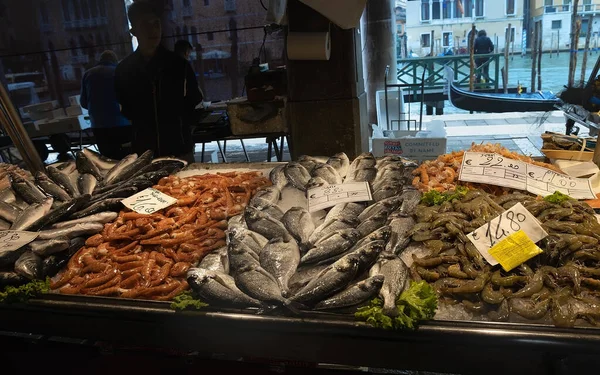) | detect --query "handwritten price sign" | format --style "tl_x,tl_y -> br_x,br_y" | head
467,203 -> 547,266
0,230 -> 39,251
121,188 -> 177,215
307,182 -> 372,212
